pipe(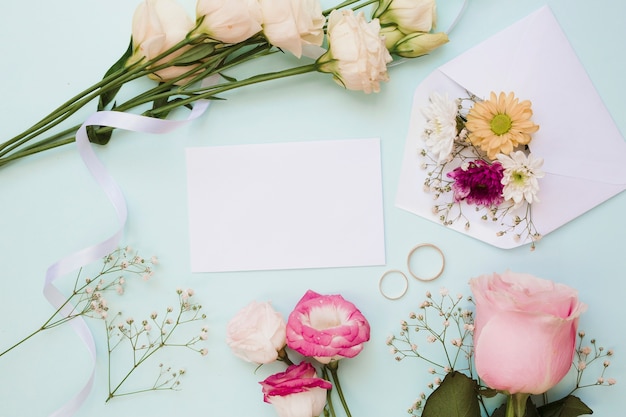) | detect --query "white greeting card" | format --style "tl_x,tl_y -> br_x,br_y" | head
186,138 -> 386,272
